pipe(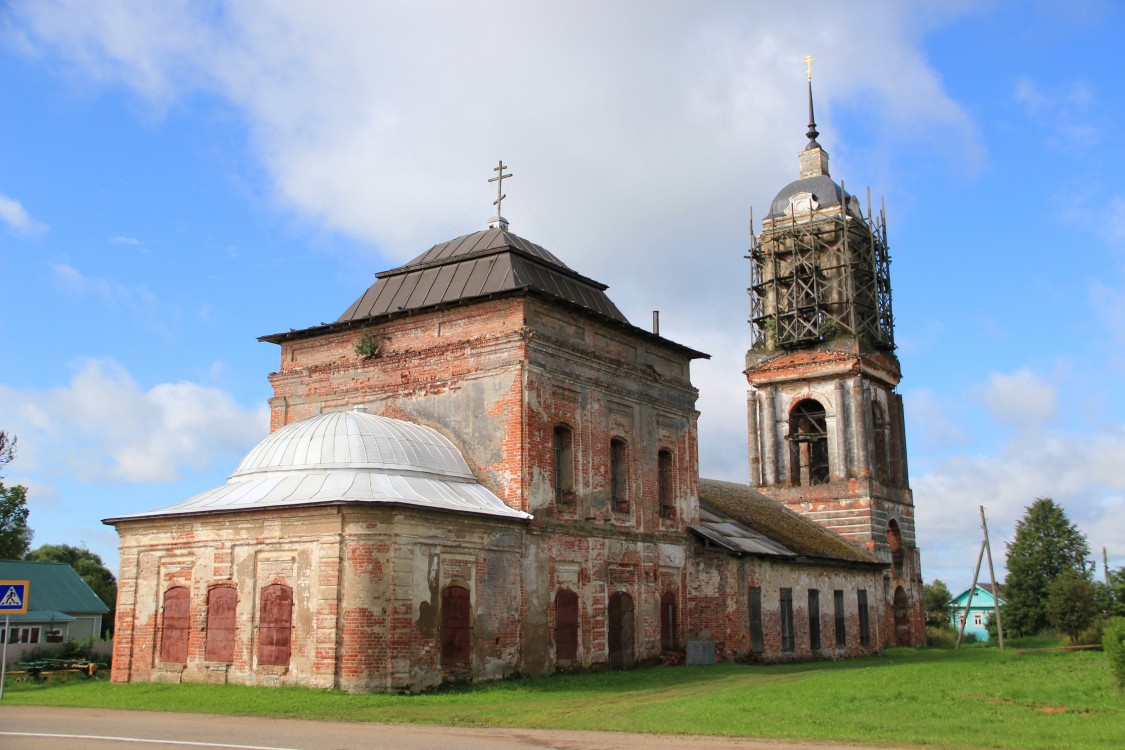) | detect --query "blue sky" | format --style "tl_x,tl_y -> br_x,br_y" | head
2,0 -> 1123,593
